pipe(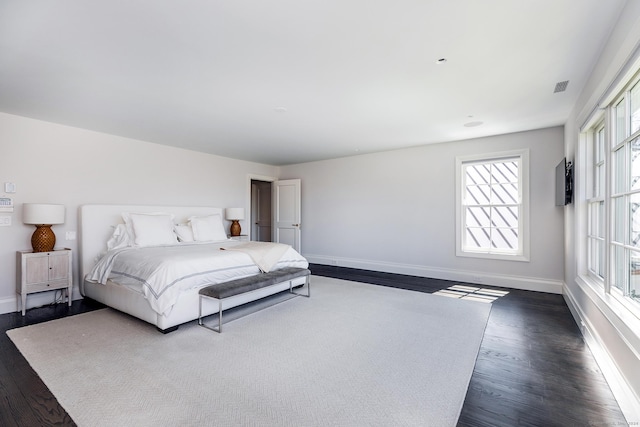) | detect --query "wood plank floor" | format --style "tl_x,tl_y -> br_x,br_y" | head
0,265 -> 628,426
